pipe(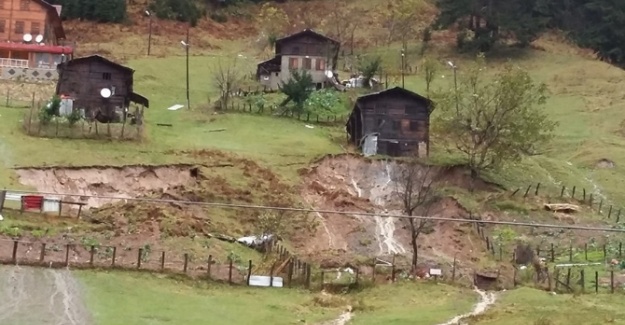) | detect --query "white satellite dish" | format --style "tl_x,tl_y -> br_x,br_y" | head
100,88 -> 112,98
325,70 -> 333,79
23,33 -> 32,42
35,34 -> 43,43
